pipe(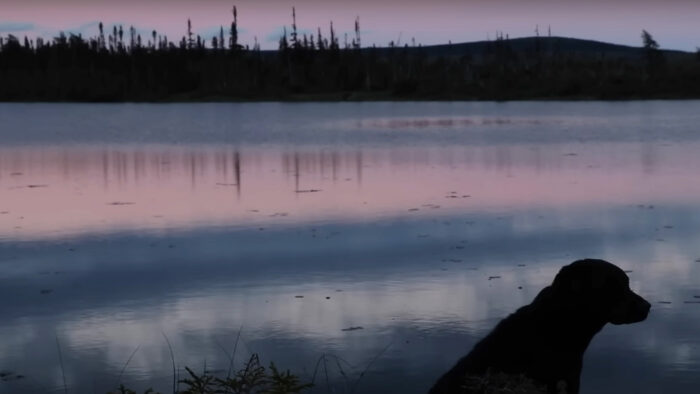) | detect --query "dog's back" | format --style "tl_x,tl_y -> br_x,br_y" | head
429,299 -> 565,394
